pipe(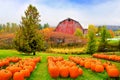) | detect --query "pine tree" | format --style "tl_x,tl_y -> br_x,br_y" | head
14,4 -> 45,55
98,26 -> 108,52
118,40 -> 120,52
43,23 -> 49,29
